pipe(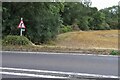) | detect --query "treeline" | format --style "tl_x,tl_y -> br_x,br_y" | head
2,2 -> 119,44
62,3 -> 119,30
